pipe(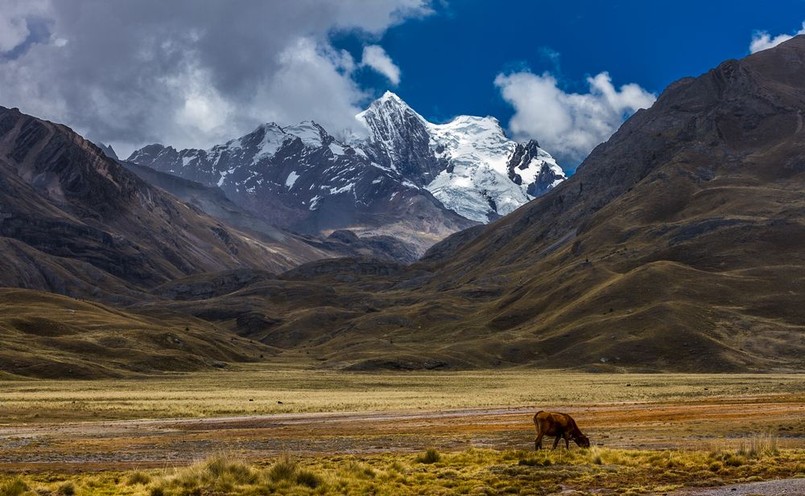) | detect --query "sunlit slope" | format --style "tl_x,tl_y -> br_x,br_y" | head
0,289 -> 270,379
